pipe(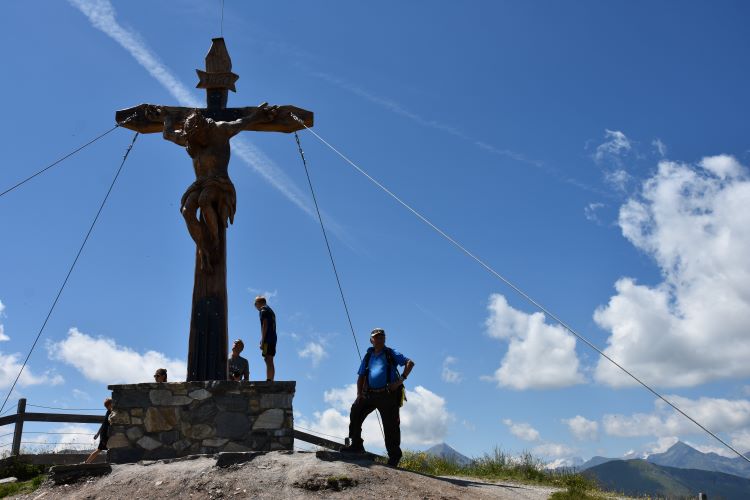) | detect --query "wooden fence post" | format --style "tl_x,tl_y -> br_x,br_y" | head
11,398 -> 26,456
